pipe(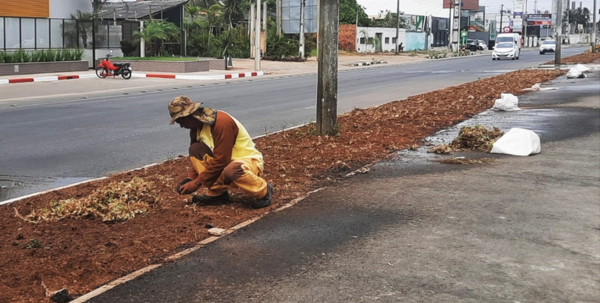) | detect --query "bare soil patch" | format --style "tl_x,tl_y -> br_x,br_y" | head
545,51 -> 600,64
0,67 -> 565,302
